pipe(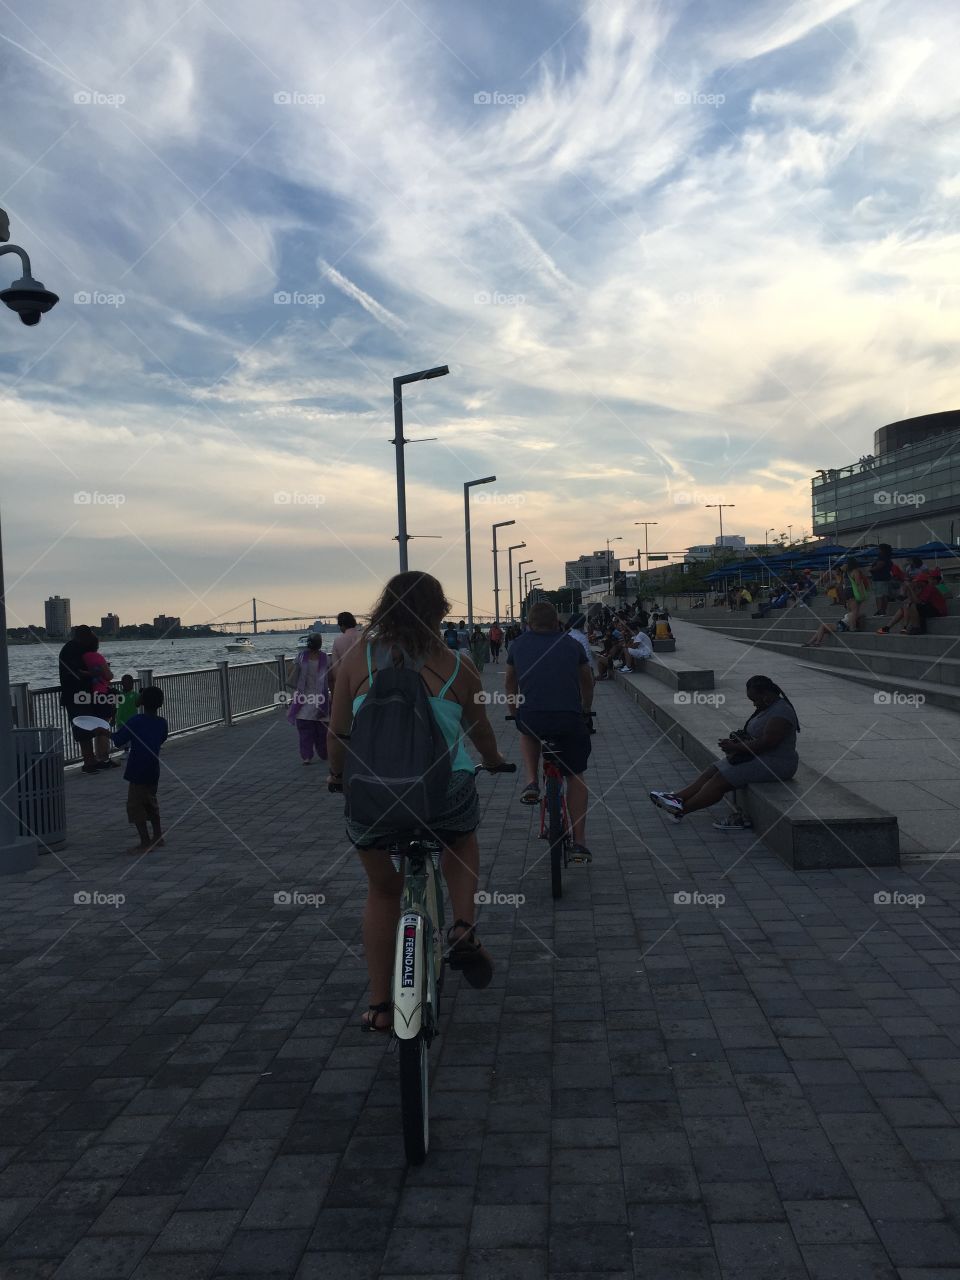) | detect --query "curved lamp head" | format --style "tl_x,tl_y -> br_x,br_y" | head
1,273 -> 59,326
